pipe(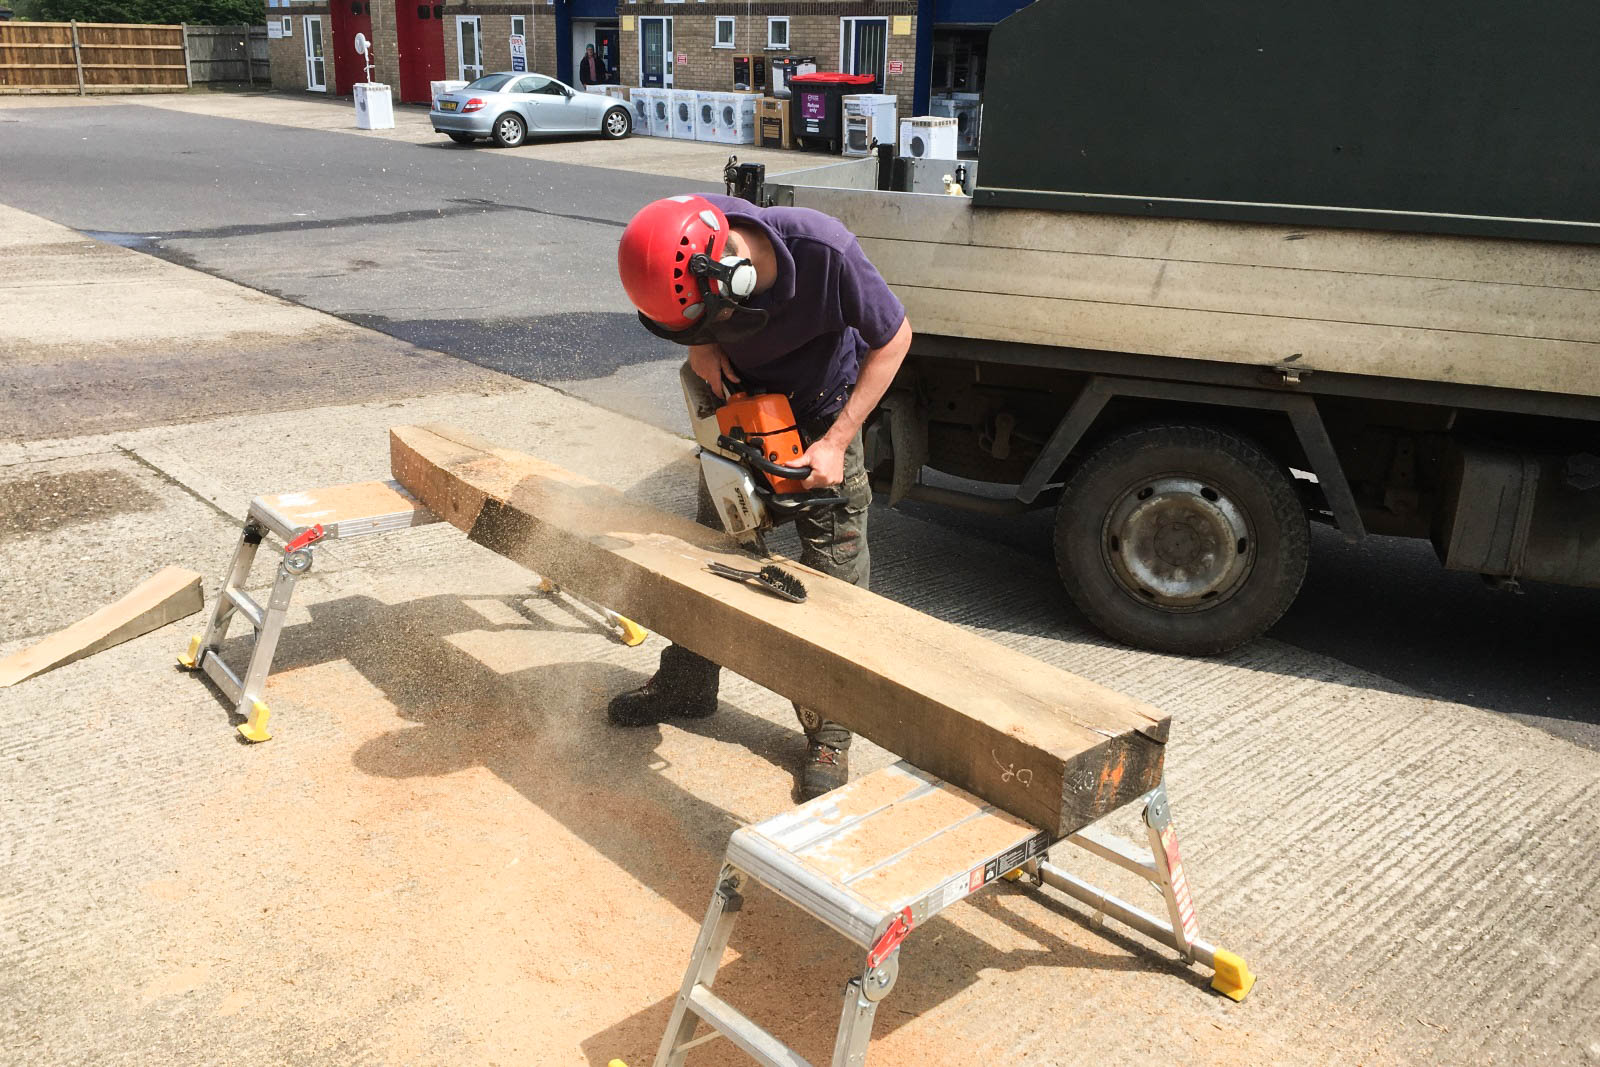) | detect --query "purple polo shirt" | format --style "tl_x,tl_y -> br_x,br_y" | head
703,194 -> 906,422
